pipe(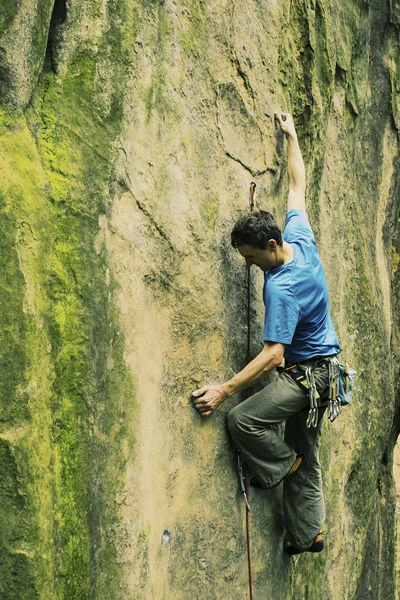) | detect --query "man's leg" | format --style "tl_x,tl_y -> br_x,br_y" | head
226,372 -> 309,489
283,406 -> 326,550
